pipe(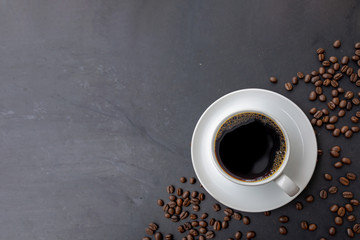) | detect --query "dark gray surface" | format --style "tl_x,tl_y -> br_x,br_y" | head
0,0 -> 360,239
